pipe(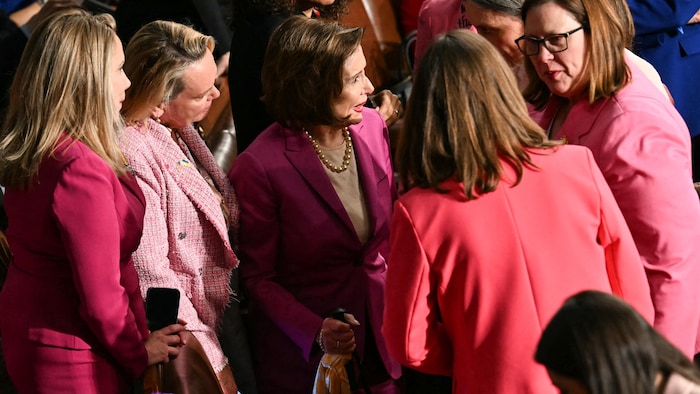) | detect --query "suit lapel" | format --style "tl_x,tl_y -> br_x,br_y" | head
283,127 -> 357,235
